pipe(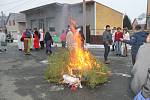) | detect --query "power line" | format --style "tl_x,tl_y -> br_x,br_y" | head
0,0 -> 24,6
5,0 -> 54,13
3,0 -> 38,12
